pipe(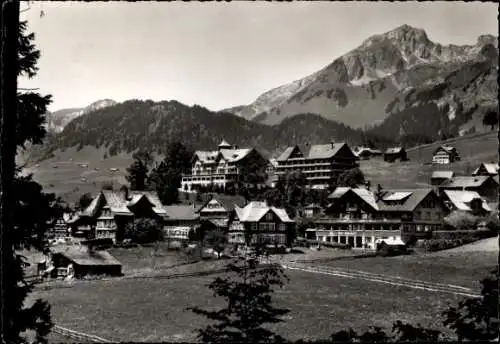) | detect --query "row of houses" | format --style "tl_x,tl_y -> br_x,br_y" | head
62,190 -> 296,247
